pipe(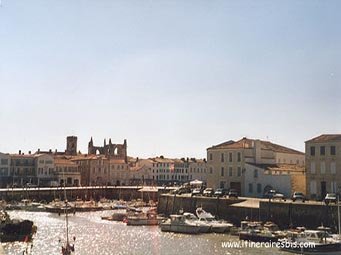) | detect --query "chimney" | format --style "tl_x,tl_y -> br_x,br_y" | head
55,149 -> 57,153
38,149 -> 40,153
19,150 -> 21,155
49,149 -> 52,153
28,151 -> 31,154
